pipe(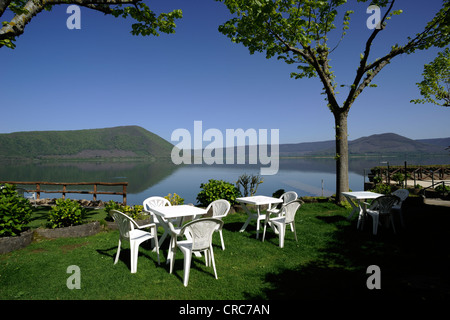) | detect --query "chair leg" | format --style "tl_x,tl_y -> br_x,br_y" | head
183,252 -> 192,287
130,241 -> 137,273
154,235 -> 160,265
219,230 -> 225,250
279,224 -> 286,248
114,239 -> 121,265
169,244 -> 177,274
262,221 -> 267,242
114,239 -> 122,264
204,250 -> 210,267
292,222 -> 298,242
372,214 -> 379,235
167,237 -> 175,265
209,246 -> 218,279
390,215 -> 396,234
